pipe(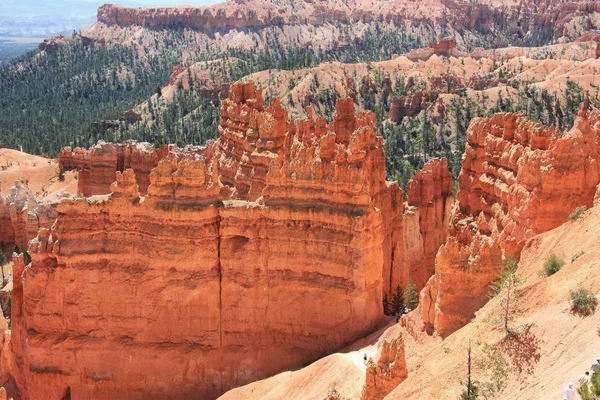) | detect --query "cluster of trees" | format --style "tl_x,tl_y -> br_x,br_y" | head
122,95 -> 221,148
0,23 -> 432,157
0,35 -> 180,156
381,78 -> 588,193
3,11 -> 543,158
383,281 -> 419,316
